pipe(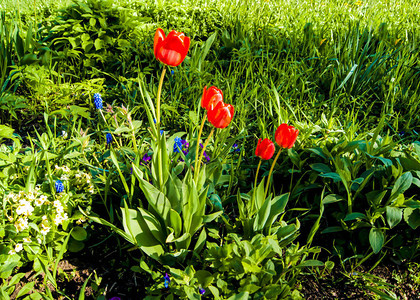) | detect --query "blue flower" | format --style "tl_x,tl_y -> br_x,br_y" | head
163,273 -> 170,288
160,129 -> 164,135
199,288 -> 205,295
174,137 -> 183,153
232,143 -> 240,152
93,93 -> 103,109
106,133 -> 113,145
55,180 -> 64,193
171,70 -> 175,75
